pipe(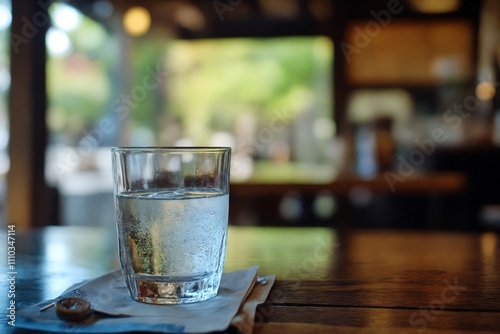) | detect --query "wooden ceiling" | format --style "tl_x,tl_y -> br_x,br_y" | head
67,0 -> 482,39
